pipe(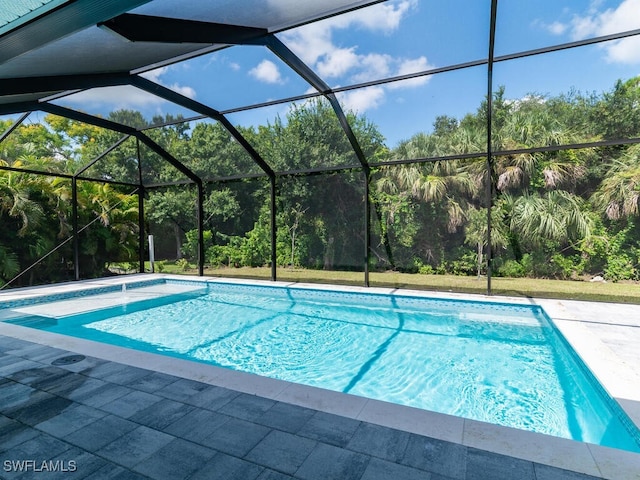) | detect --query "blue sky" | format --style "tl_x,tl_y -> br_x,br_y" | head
54,0 -> 640,148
